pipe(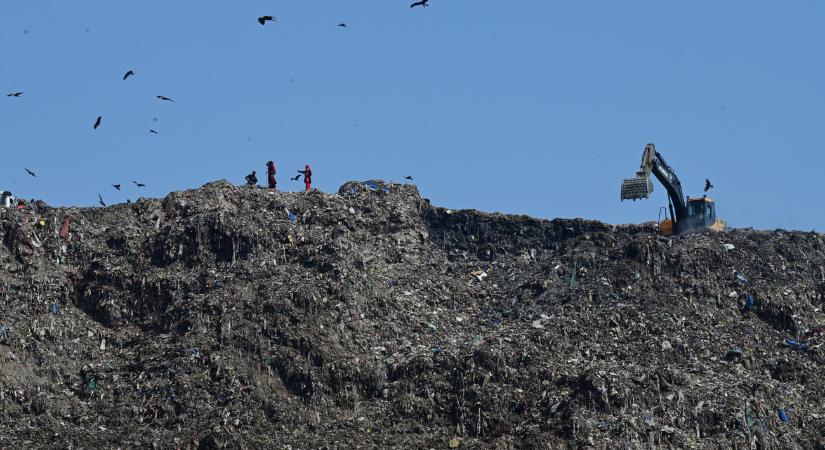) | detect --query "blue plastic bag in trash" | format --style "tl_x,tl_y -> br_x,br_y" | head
778,409 -> 789,422
785,339 -> 810,351
51,303 -> 60,315
745,294 -> 754,310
